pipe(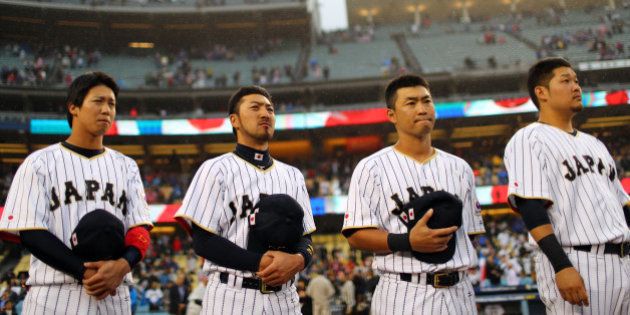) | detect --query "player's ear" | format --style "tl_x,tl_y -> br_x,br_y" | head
534,86 -> 548,105
229,113 -> 240,130
68,102 -> 80,116
387,107 -> 397,124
